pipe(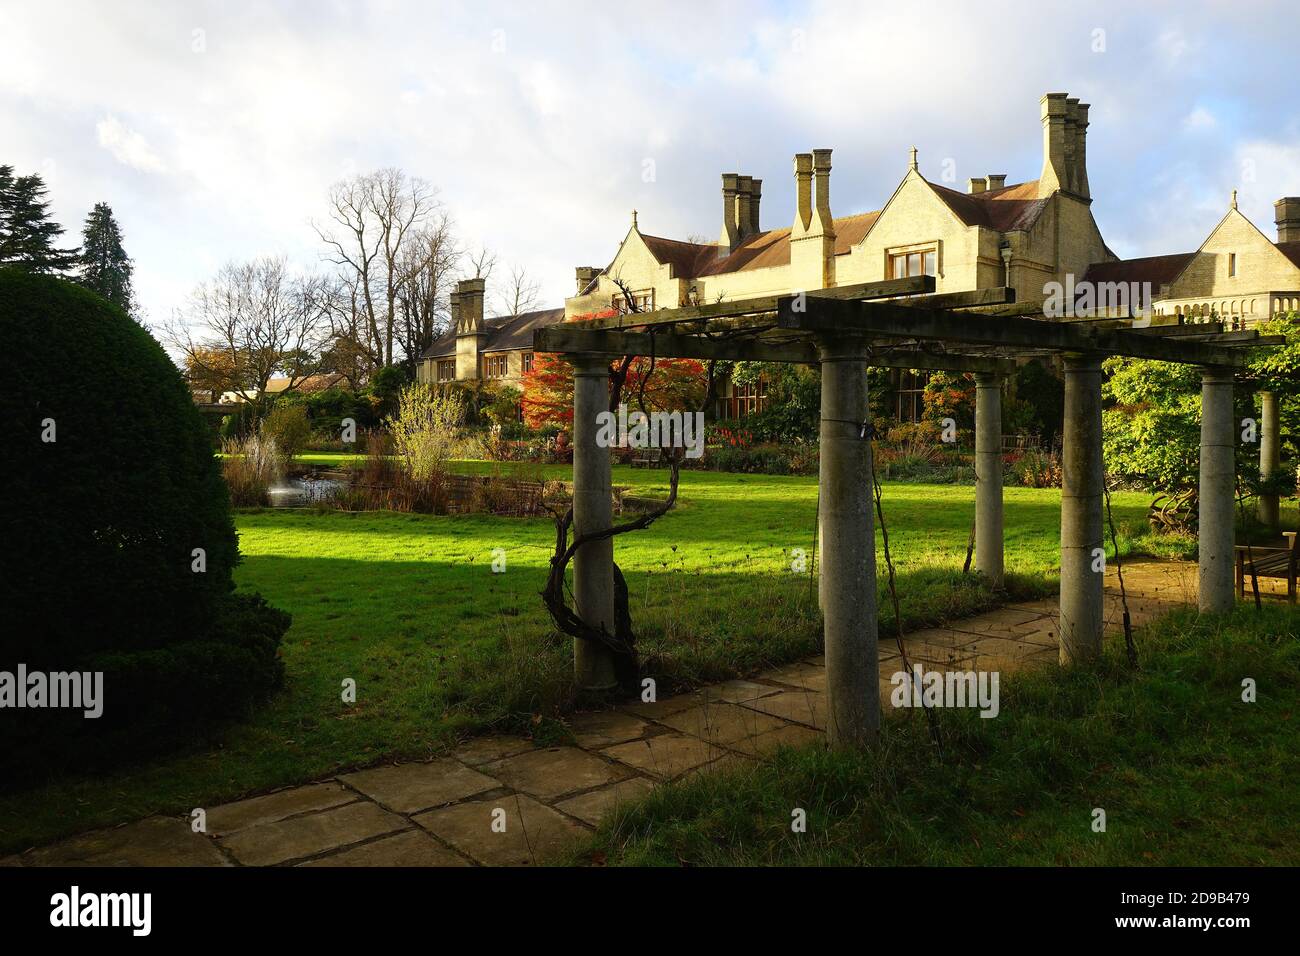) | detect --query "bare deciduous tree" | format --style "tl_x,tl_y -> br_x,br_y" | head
494,262 -> 541,318
163,255 -> 329,407
314,168 -> 441,370
467,245 -> 496,281
396,214 -> 461,368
